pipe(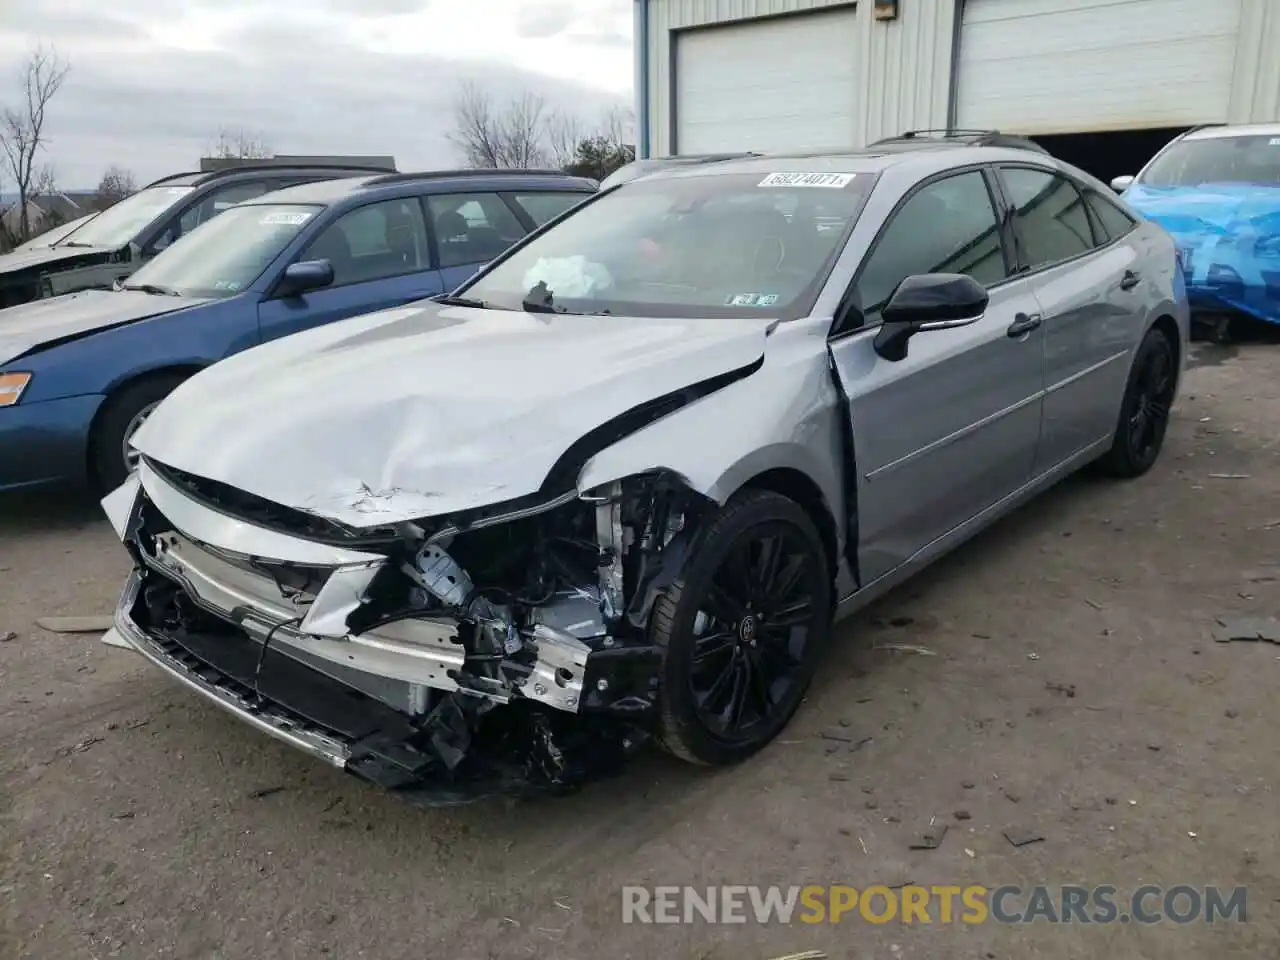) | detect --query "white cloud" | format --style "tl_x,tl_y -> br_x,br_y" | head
0,0 -> 633,189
